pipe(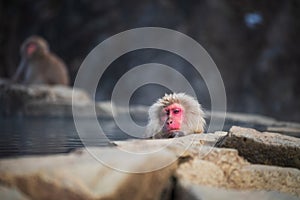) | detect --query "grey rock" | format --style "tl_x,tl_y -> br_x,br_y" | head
206,111 -> 300,137
0,186 -> 30,200
218,126 -> 300,169
174,184 -> 300,200
228,164 -> 300,196
0,82 -> 92,117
